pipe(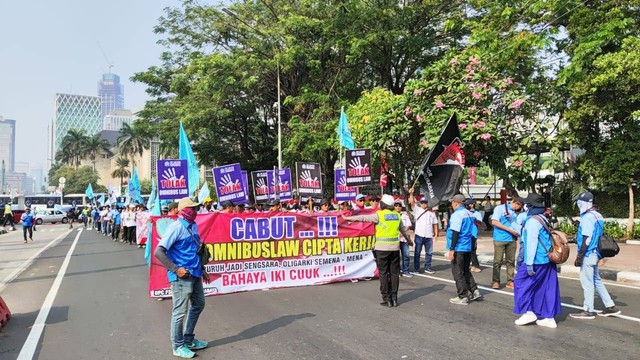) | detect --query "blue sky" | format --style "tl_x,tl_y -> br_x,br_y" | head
0,0 -> 180,169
